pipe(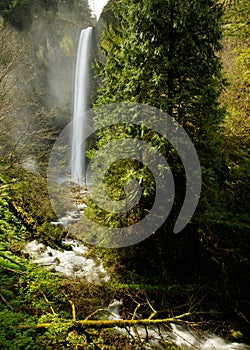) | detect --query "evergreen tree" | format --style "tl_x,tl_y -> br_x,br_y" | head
83,0 -> 227,286
96,0 -> 224,143
89,0 -> 225,237
94,0 -> 225,213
